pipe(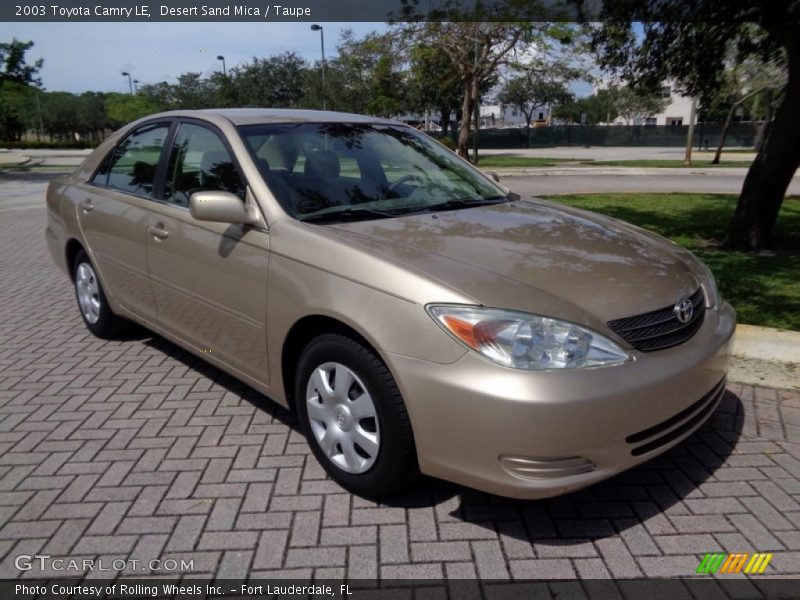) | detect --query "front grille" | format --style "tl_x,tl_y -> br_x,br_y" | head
607,287 -> 705,352
625,377 -> 726,457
